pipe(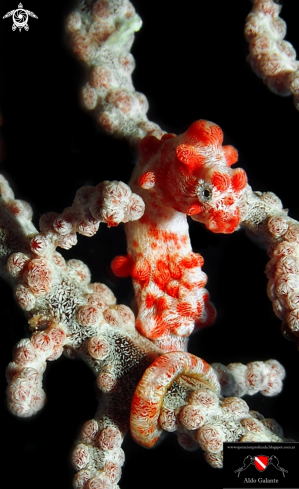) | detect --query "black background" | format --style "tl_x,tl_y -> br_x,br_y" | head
0,1 -> 299,488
